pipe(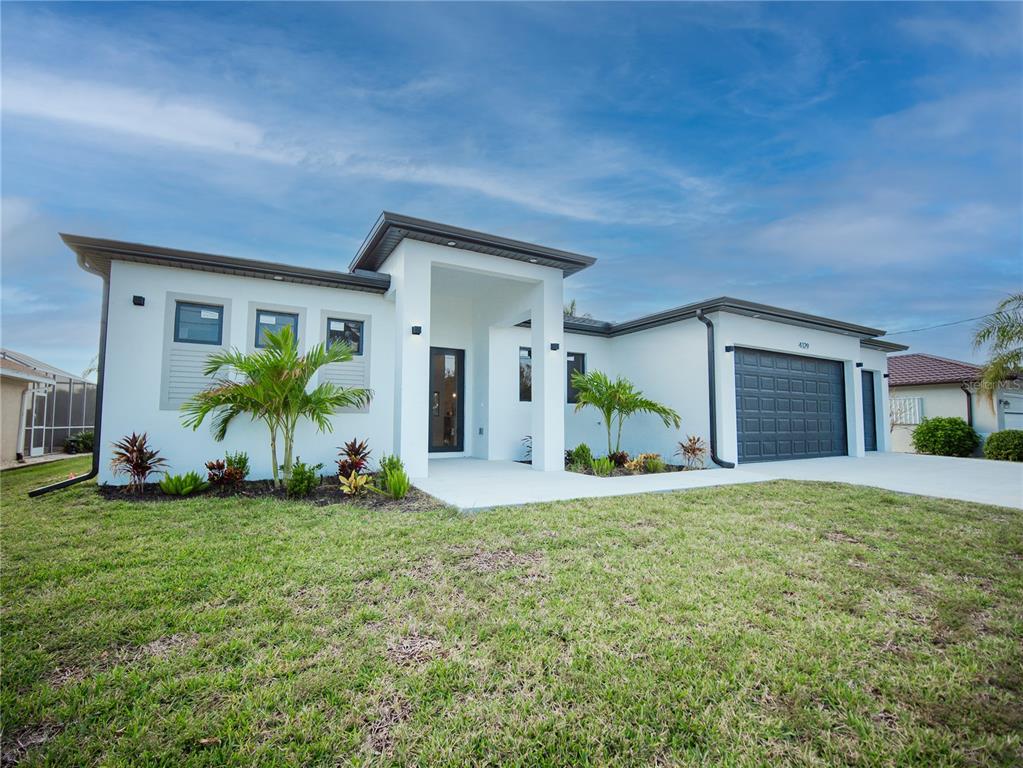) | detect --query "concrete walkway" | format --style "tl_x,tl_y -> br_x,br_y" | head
415,454 -> 1023,510
417,459 -> 764,509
